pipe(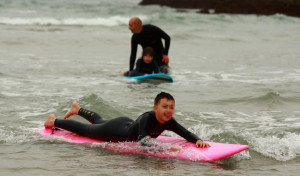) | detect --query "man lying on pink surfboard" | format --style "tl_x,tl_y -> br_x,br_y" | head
44,92 -> 210,151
